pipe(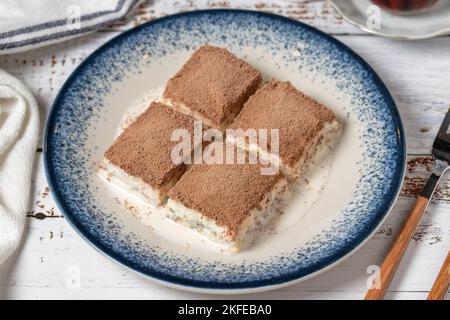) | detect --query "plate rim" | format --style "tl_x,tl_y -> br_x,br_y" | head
44,8 -> 407,294
328,0 -> 450,40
